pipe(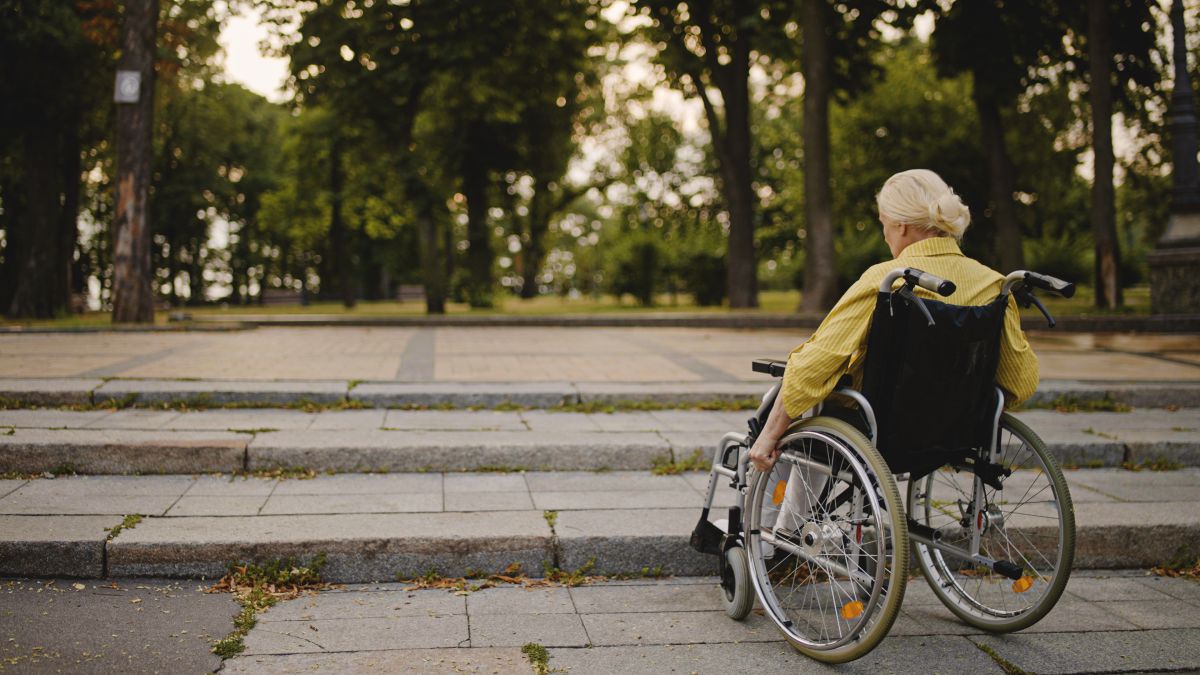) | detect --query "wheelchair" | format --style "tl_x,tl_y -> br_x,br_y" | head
691,267 -> 1077,663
